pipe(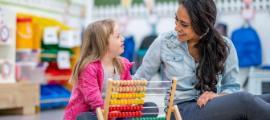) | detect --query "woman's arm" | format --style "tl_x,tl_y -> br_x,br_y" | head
220,37 -> 241,94
133,35 -> 162,80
